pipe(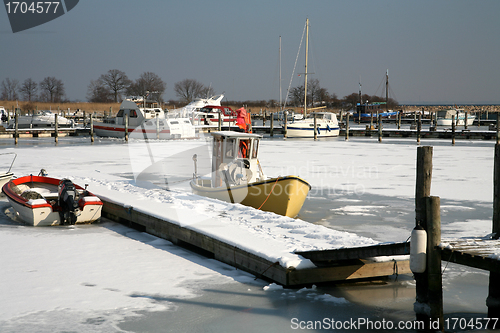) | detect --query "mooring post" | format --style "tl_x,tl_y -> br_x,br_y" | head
345,113 -> 349,141
313,113 -> 317,140
488,144 -> 500,327
156,114 -> 160,139
417,113 -> 422,144
414,146 -> 433,327
284,110 -> 288,138
90,114 -> 94,143
398,111 -> 401,130
54,114 -> 58,143
218,111 -> 222,131
270,113 -> 274,137
496,116 -> 499,145
378,115 -> 382,143
124,114 -> 129,142
426,195 -> 444,331
14,110 -> 18,145
465,111 -> 468,130
451,115 -> 456,145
